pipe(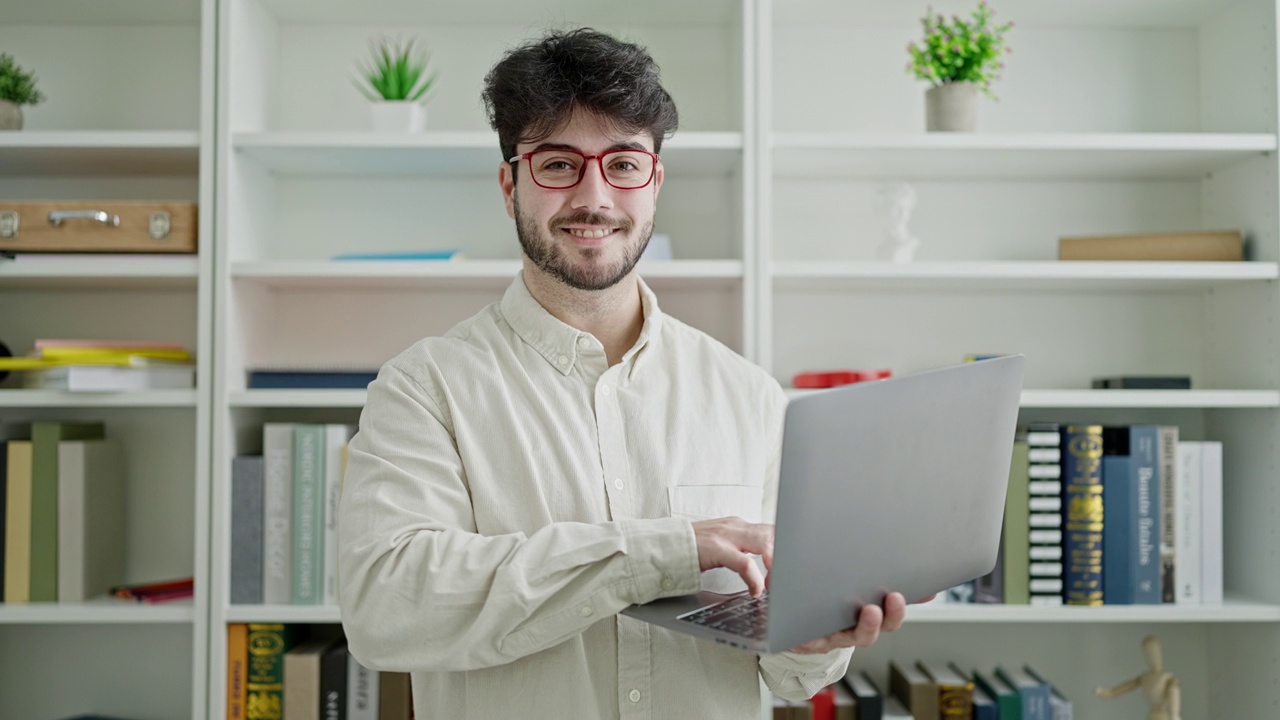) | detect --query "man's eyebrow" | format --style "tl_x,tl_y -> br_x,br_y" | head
529,141 -> 652,153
